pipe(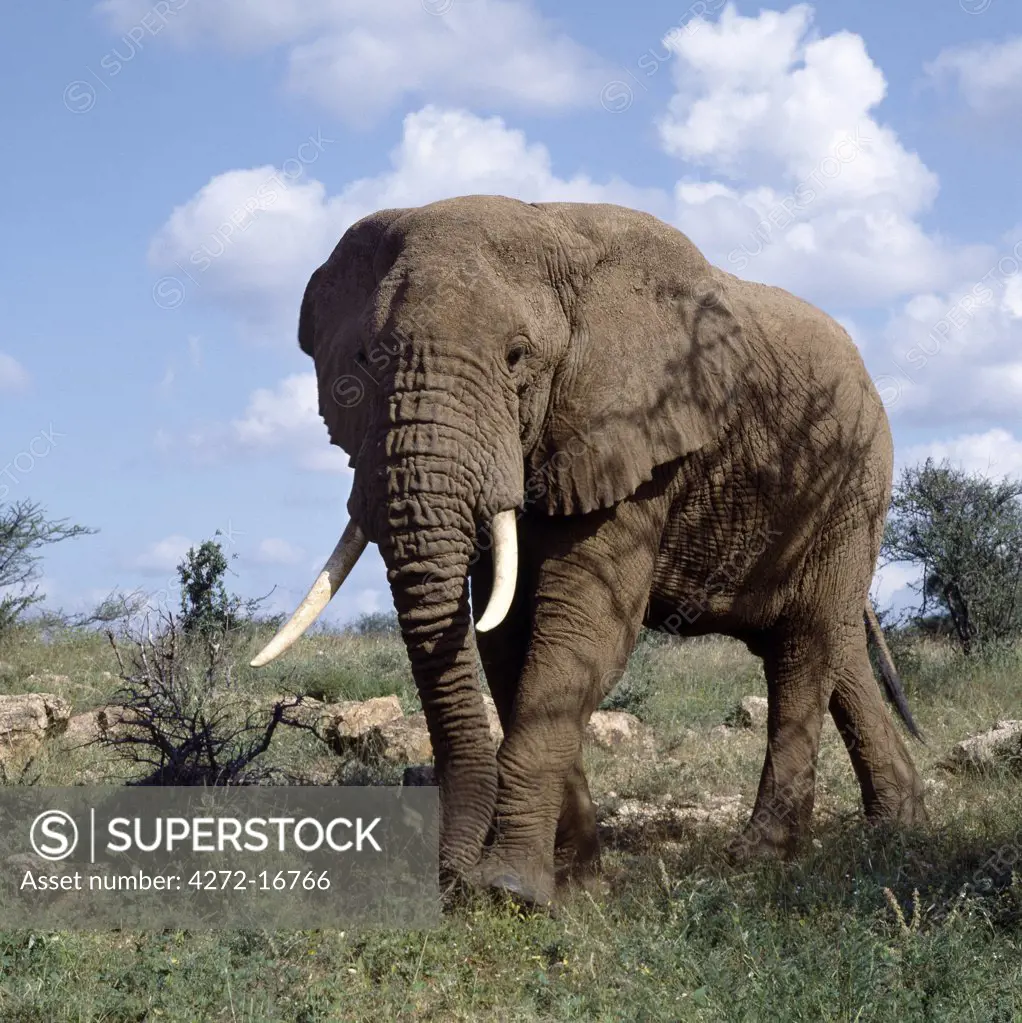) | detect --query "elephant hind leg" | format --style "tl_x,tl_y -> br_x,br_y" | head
829,639 -> 927,826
